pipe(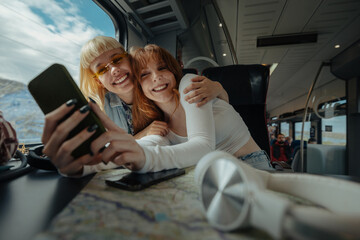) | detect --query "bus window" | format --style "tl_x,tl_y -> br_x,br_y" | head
321,115 -> 346,146
294,121 -> 311,141
0,1 -> 115,144
280,122 -> 289,138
